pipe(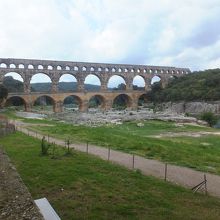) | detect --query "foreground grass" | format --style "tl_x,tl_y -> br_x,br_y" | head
1,132 -> 220,220
23,119 -> 220,175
